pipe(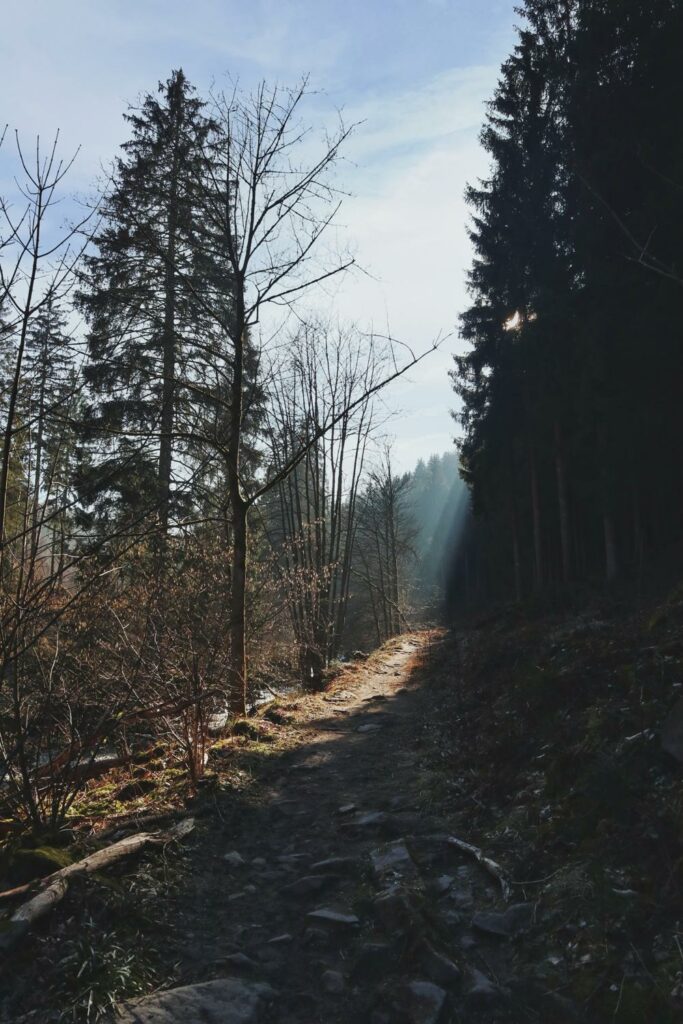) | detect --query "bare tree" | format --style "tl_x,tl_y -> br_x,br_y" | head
194,80 -> 438,713
355,449 -> 417,644
0,133 -> 88,550
263,321 -> 382,686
